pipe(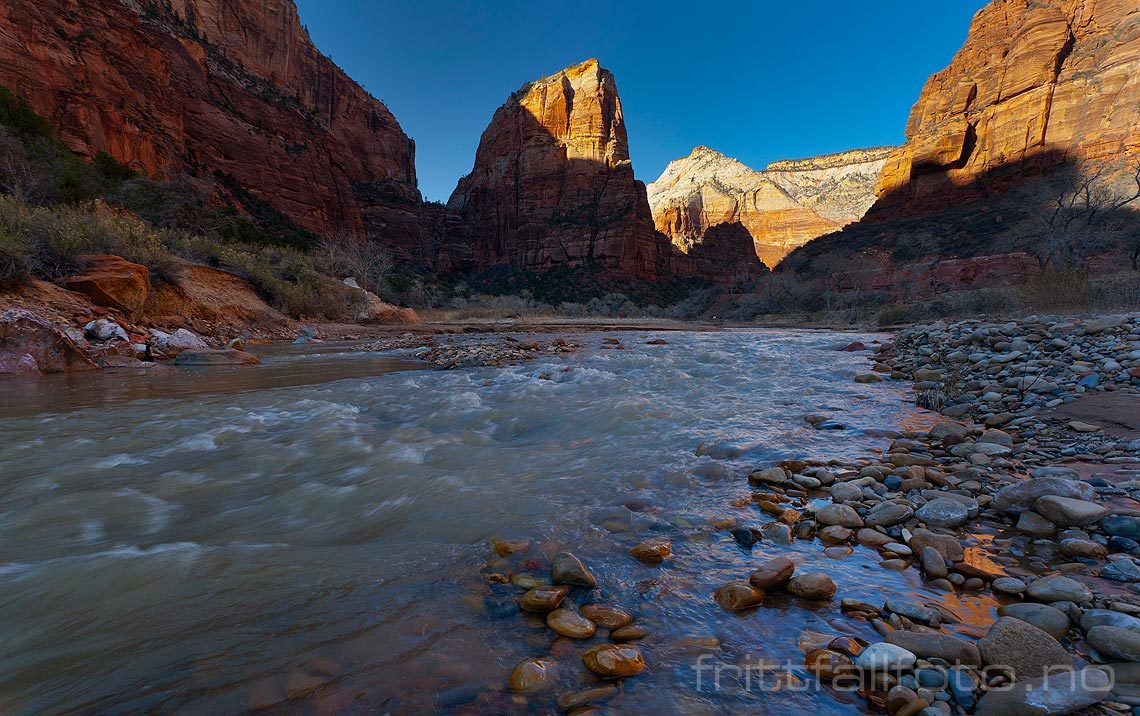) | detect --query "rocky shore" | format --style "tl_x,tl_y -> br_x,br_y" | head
745,314 -> 1140,715
475,314 -> 1140,715
357,333 -> 582,369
